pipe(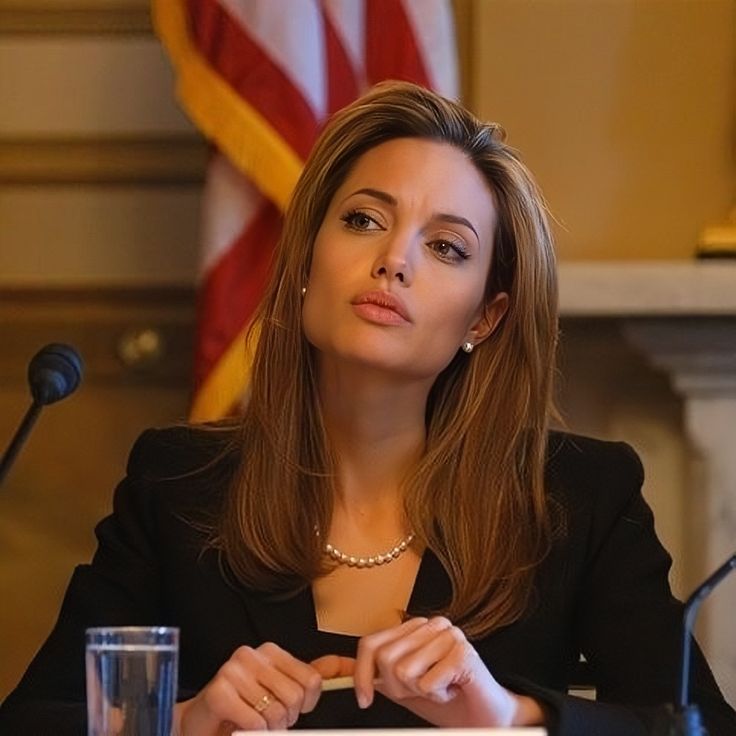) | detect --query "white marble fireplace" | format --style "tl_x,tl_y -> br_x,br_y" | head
558,261 -> 736,707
